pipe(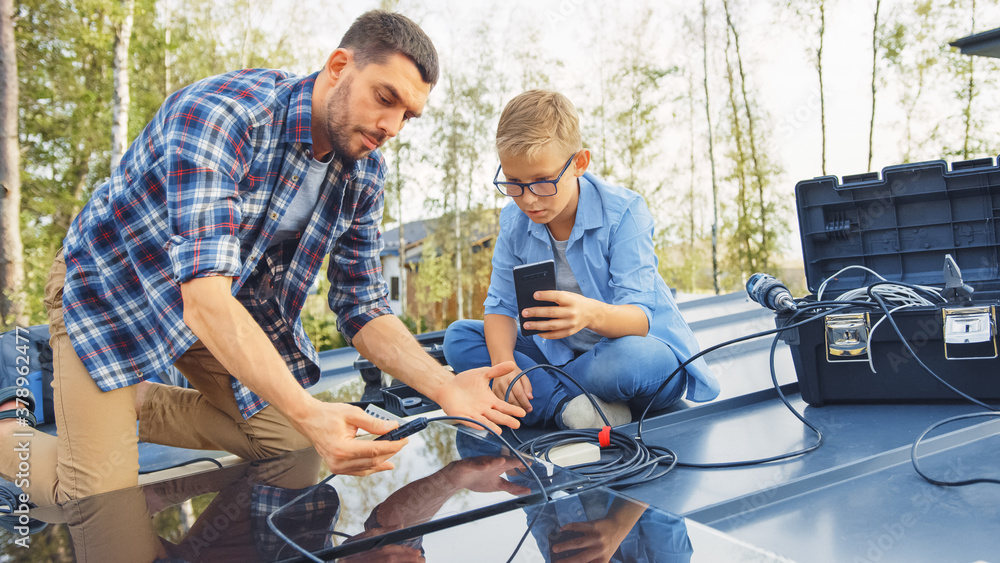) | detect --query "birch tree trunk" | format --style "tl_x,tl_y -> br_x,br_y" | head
111,0 -> 135,170
818,0 -> 827,175
702,0 -> 721,295
0,0 -> 26,327
961,0 -> 976,160
724,0 -> 767,271
868,0 -> 882,171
